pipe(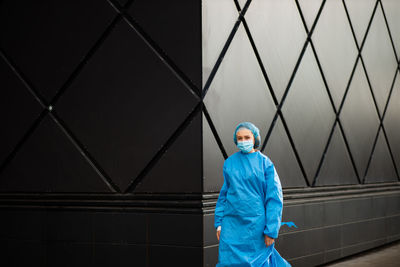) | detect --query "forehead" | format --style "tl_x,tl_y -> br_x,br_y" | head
236,128 -> 253,136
